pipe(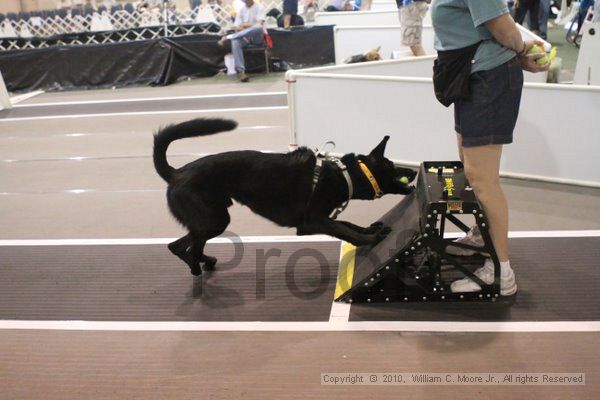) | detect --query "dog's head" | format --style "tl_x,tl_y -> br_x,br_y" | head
355,136 -> 417,196
365,46 -> 382,61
